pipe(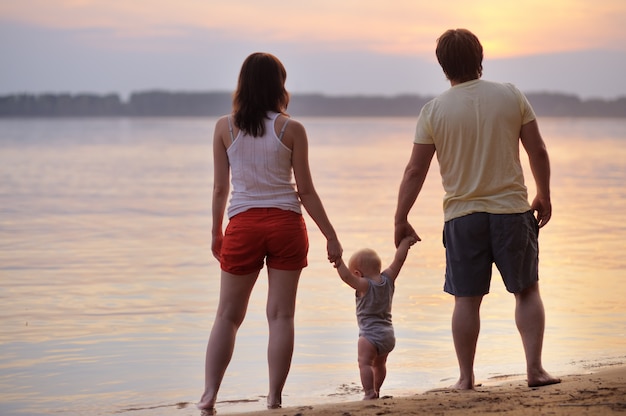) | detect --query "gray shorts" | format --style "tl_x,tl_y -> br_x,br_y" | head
443,211 -> 539,296
360,326 -> 396,356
